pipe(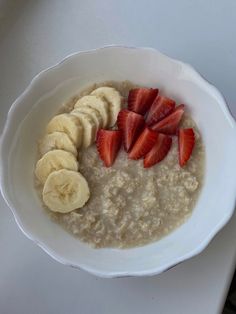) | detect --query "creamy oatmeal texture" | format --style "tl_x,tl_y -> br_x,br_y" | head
40,81 -> 204,248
